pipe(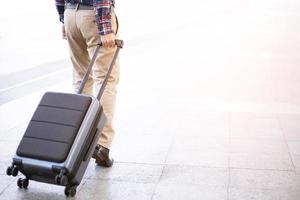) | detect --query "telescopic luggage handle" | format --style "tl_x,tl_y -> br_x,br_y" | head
77,39 -> 124,100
